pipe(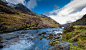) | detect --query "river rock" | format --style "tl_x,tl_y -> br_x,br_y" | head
54,36 -> 60,39
41,32 -> 46,34
0,26 -> 6,31
57,33 -> 62,35
7,26 -> 15,31
49,33 -> 54,39
43,36 -> 47,38
52,30 -> 57,32
0,22 -> 3,27
41,34 -> 44,38
40,38 -> 42,40
0,43 -> 3,48
52,42 -> 77,50
38,33 -> 42,35
21,32 -> 24,34
54,34 -> 57,36
0,36 -> 3,42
